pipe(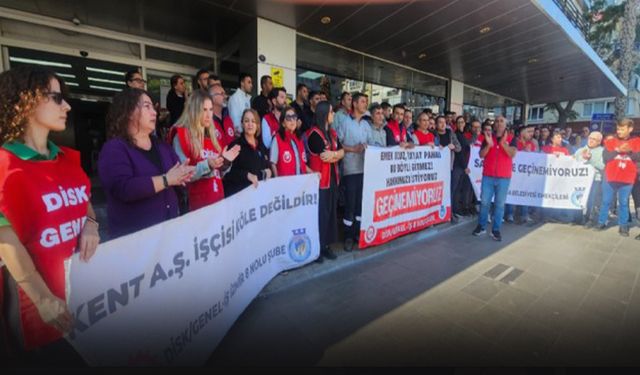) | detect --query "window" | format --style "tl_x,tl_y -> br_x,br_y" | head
582,100 -> 612,117
606,101 -> 614,113
593,101 -> 605,114
528,107 -> 544,121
